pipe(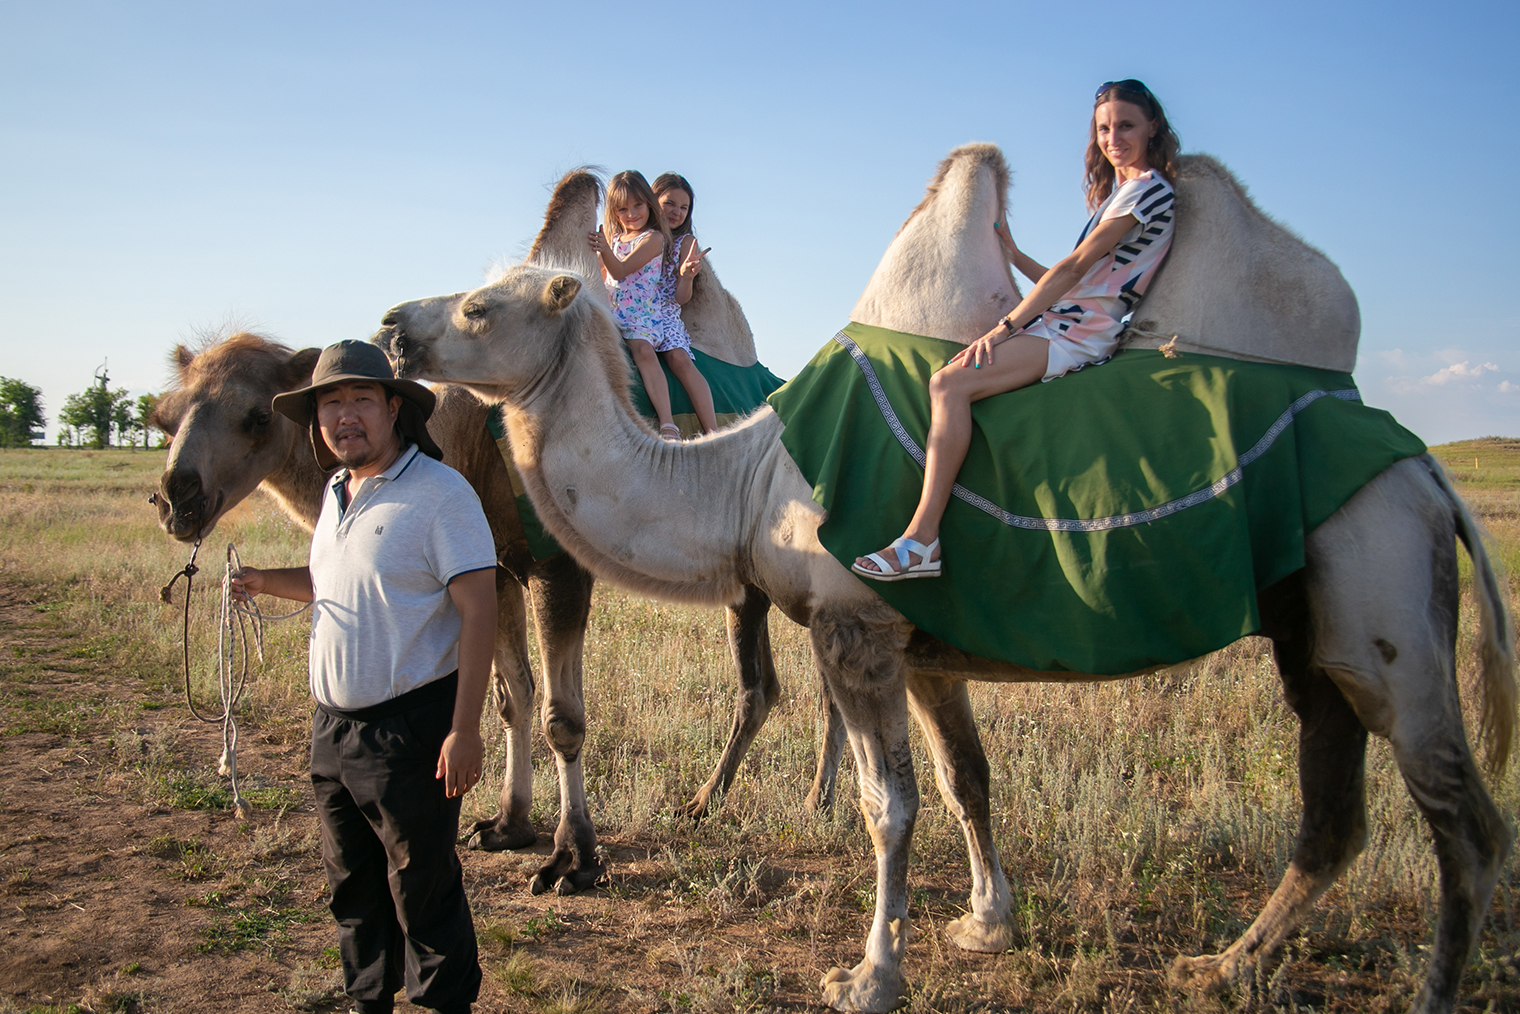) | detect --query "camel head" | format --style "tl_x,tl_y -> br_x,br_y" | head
851,142 -> 1022,343
375,266 -> 628,414
151,334 -> 321,541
